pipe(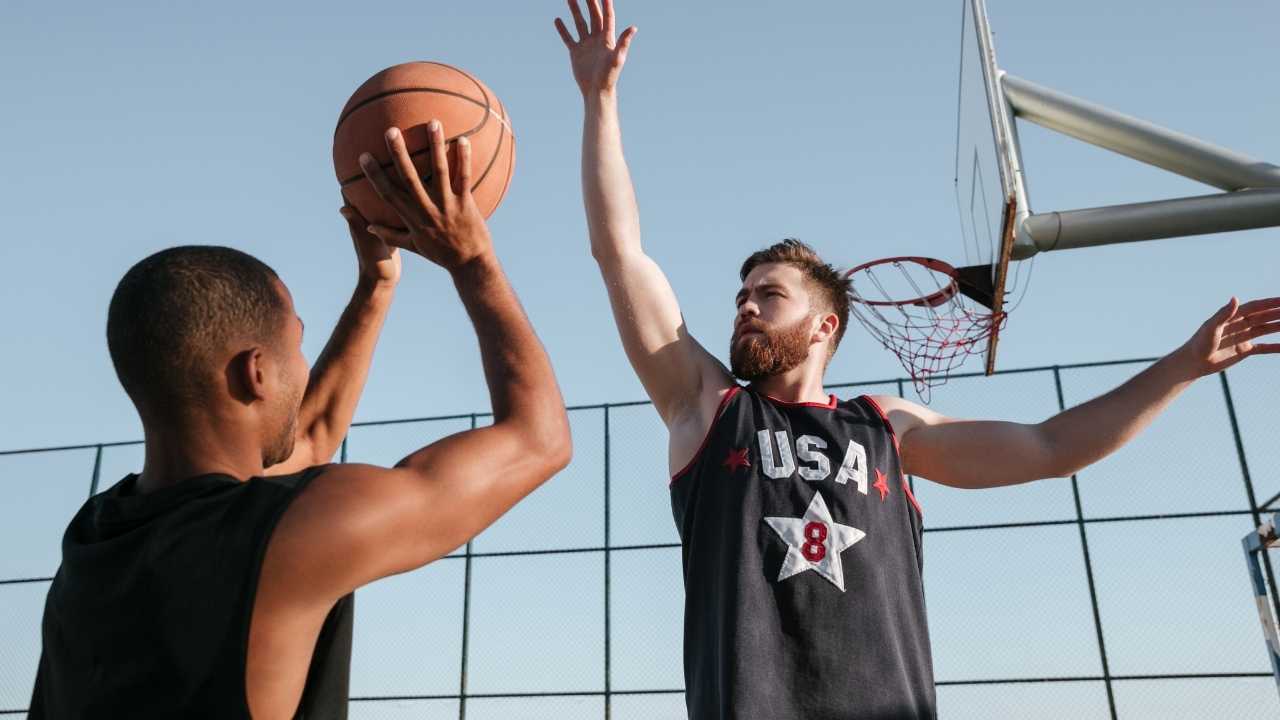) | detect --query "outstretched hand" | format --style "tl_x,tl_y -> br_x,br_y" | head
357,122 -> 493,272
554,0 -> 637,97
1177,297 -> 1280,377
